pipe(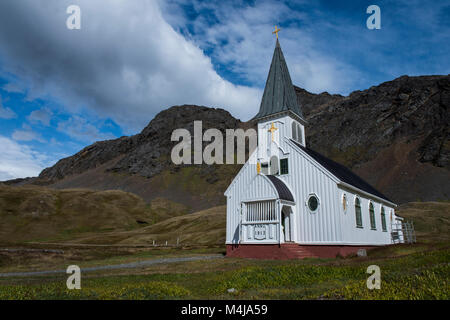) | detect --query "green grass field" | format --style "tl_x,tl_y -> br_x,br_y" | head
0,245 -> 448,299
0,185 -> 448,300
